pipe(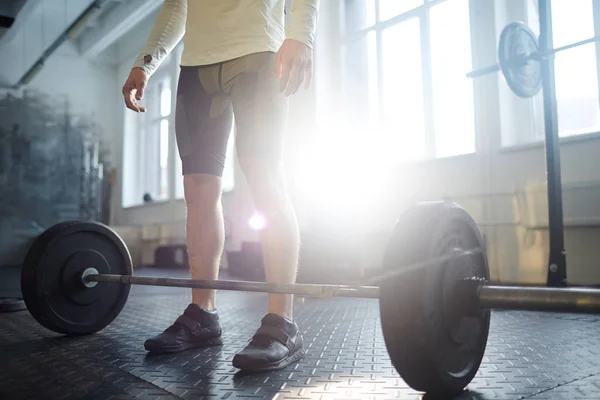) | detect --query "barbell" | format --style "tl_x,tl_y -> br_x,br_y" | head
20,200 -> 600,397
467,21 -> 600,98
